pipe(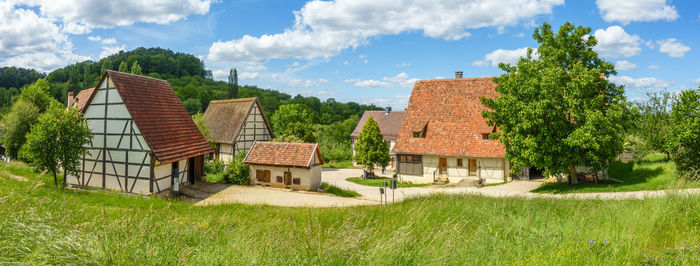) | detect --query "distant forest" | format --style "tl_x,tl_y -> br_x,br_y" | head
0,47 -> 382,161
0,47 -> 381,124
